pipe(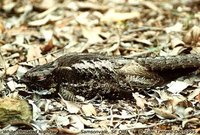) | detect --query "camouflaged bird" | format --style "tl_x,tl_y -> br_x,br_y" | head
20,53 -> 200,100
